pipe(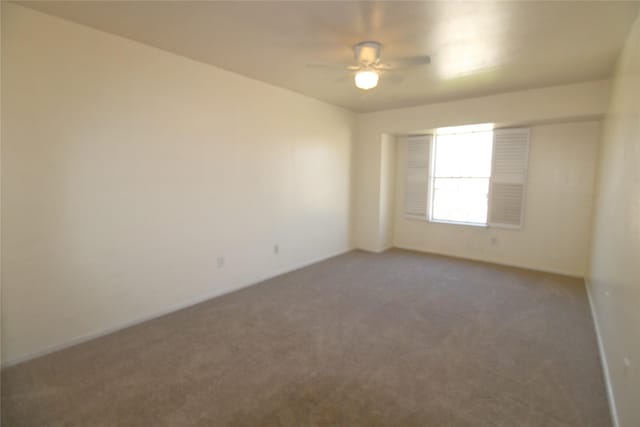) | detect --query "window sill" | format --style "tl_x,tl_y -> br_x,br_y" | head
429,219 -> 488,228
405,216 -> 525,231
405,215 -> 488,228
